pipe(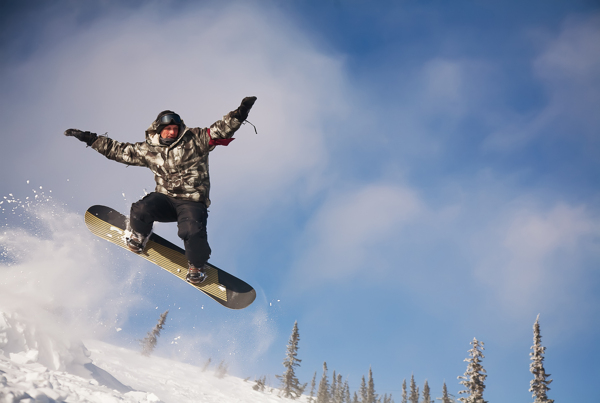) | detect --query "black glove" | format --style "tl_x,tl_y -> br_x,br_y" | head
231,96 -> 257,122
64,129 -> 98,147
